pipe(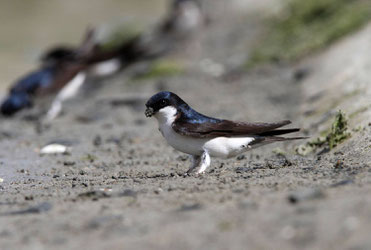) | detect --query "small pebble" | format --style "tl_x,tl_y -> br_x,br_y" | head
293,67 -> 311,82
40,144 -> 71,155
288,188 -> 325,204
93,135 -> 102,146
236,155 -> 246,160
63,161 -> 75,166
177,155 -> 188,161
